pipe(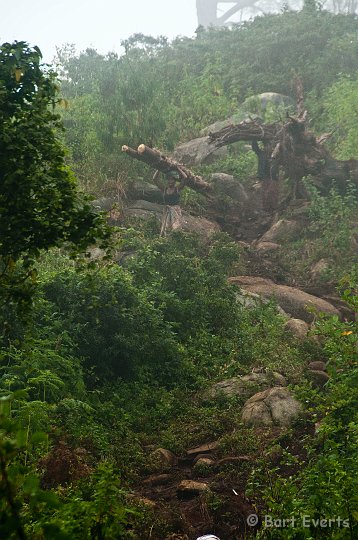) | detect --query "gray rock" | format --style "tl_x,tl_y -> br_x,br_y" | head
129,180 -> 163,204
210,173 -> 249,202
230,276 -> 340,322
308,361 -> 327,372
235,289 -> 289,318
284,319 -> 310,340
148,448 -> 178,470
125,200 -> 220,238
172,137 -> 227,166
309,370 -> 330,389
242,387 -> 302,427
125,199 -> 164,221
194,457 -> 215,468
187,442 -> 219,458
210,372 -> 287,399
259,219 -> 300,243
179,214 -> 221,238
255,241 -> 281,254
